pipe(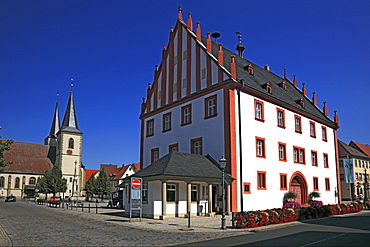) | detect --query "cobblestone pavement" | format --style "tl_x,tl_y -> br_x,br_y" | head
0,200 -> 283,246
